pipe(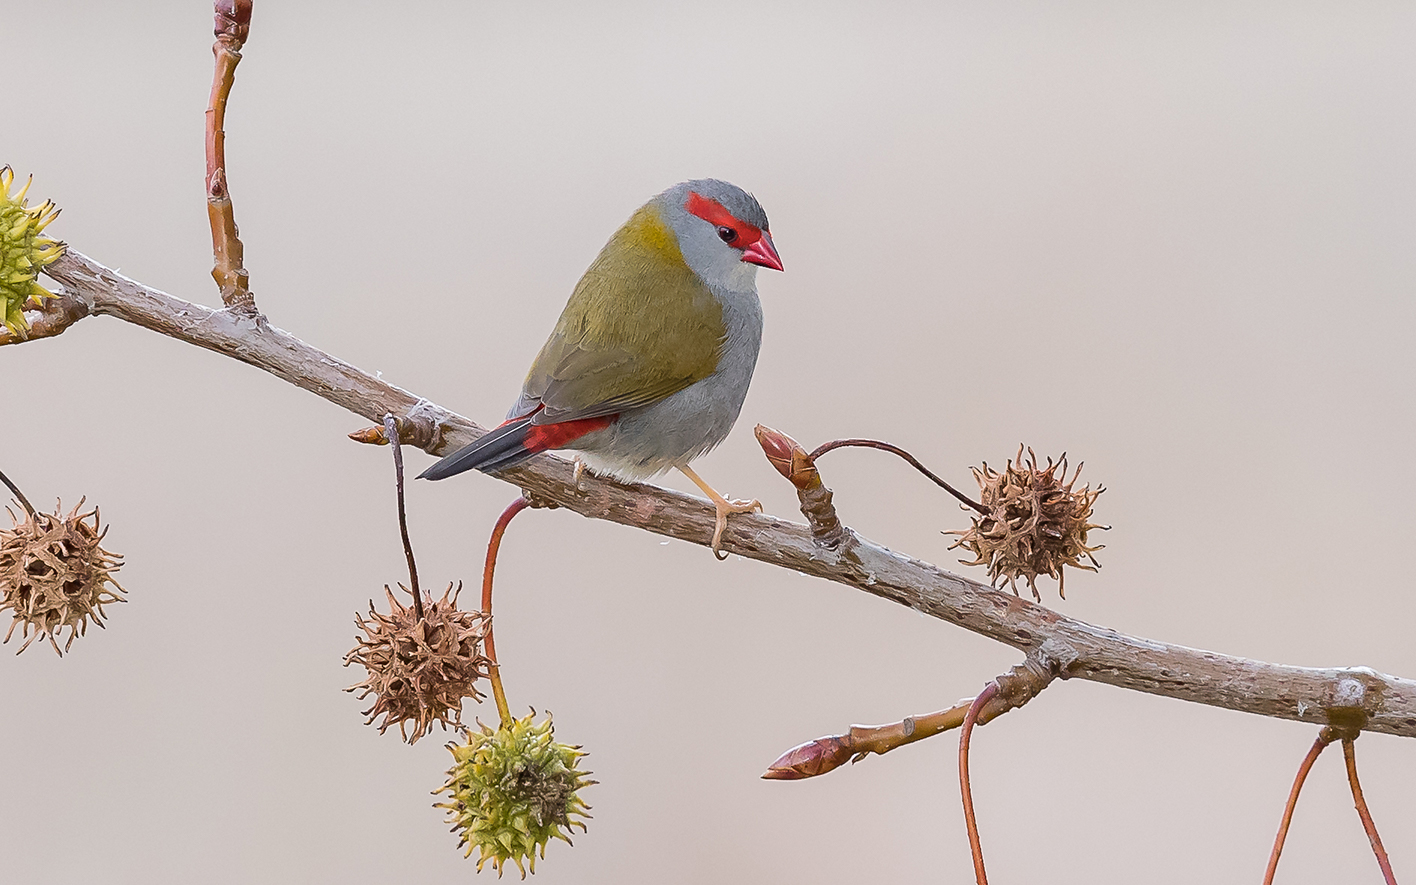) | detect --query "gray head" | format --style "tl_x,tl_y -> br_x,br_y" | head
653,179 -> 783,291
